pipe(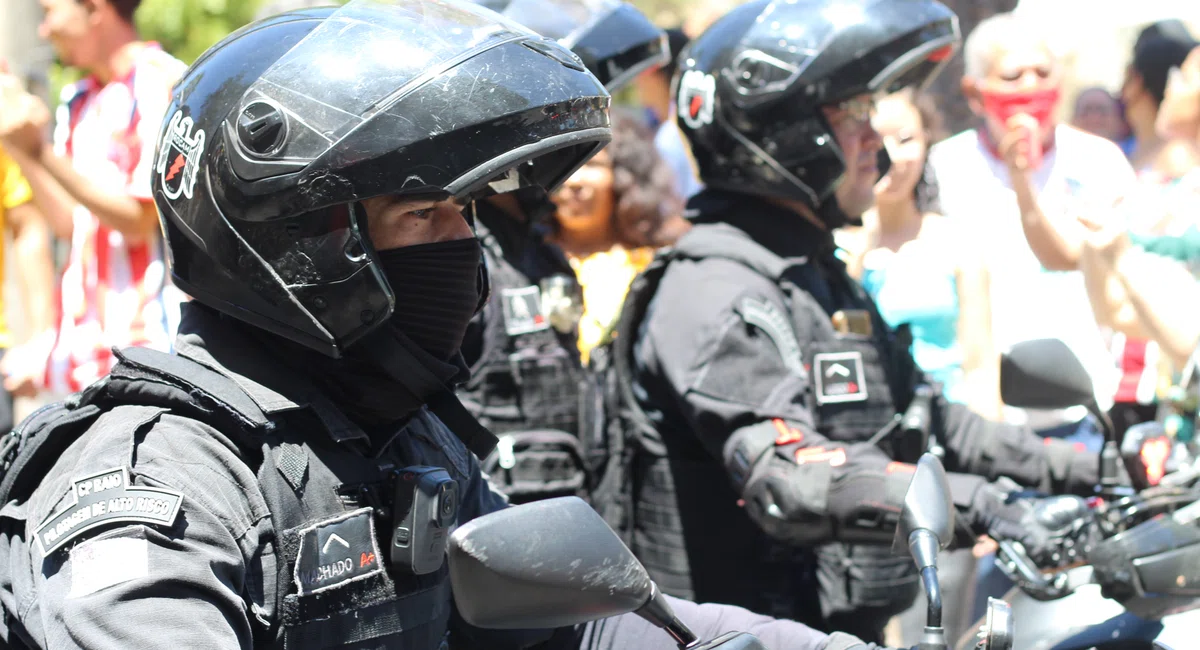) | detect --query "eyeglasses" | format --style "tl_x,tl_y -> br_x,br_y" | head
825,97 -> 876,128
